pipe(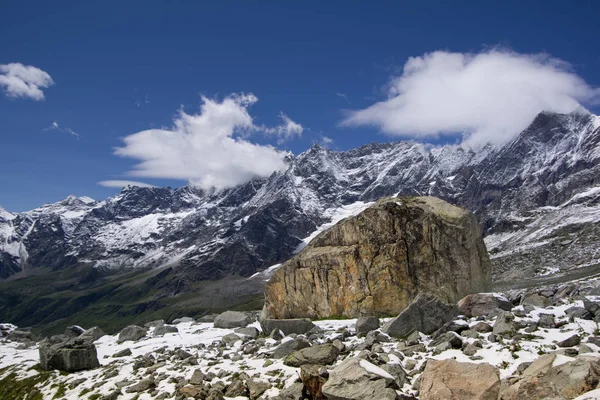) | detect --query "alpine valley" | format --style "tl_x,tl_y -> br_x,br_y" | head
2,109 -> 600,334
